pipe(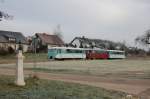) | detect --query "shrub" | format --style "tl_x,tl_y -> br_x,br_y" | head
0,47 -> 8,55
0,47 -> 15,55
